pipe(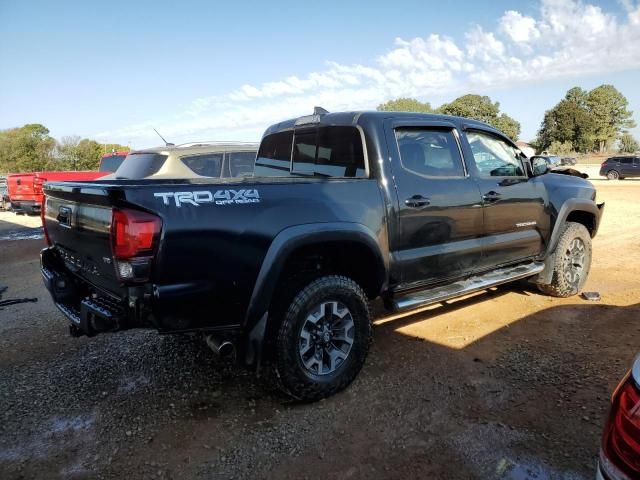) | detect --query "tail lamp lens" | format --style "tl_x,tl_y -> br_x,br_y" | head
111,209 -> 161,259
602,374 -> 640,479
